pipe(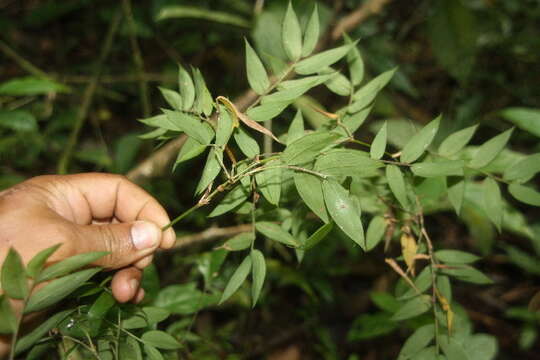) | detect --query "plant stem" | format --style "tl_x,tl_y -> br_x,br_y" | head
57,8 -> 122,174
0,39 -> 51,79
